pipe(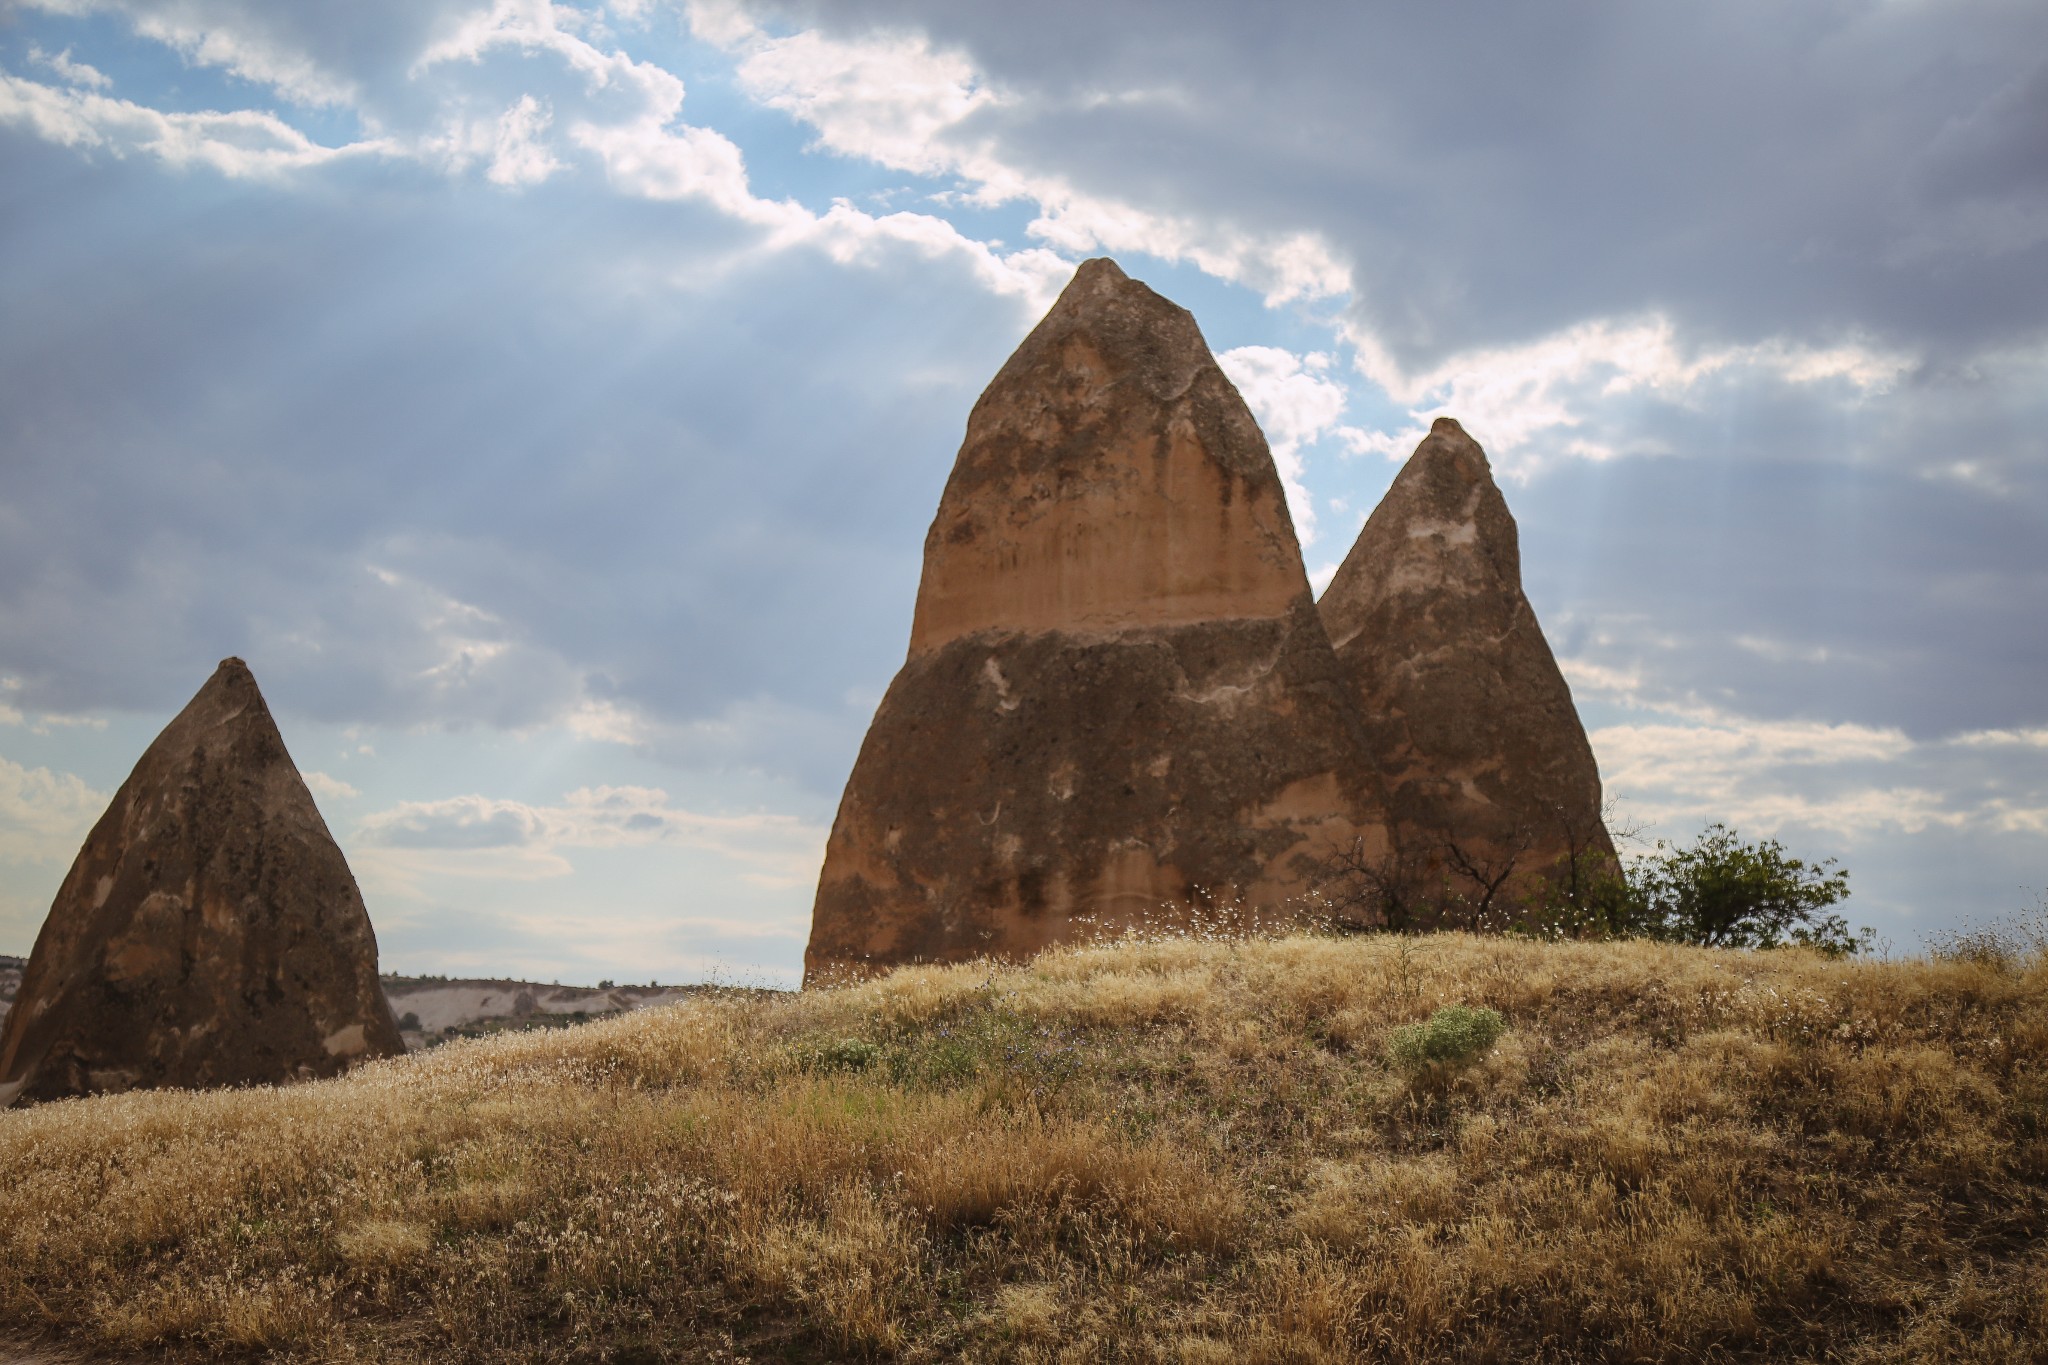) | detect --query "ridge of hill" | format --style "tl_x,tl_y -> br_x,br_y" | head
0,958 -> 19,1019
3,932 -> 2046,1361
